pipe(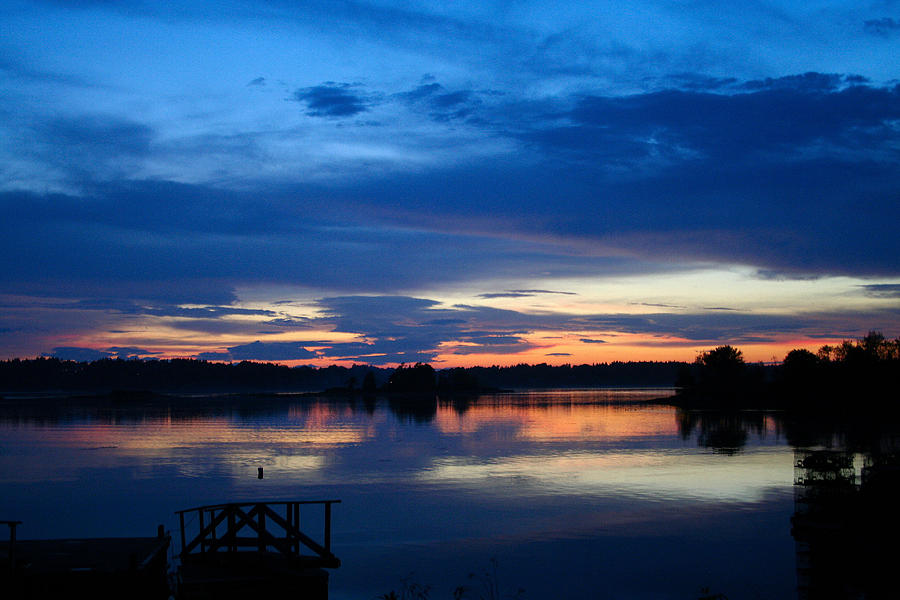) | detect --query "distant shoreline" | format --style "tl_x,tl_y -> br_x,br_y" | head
0,357 -> 686,396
